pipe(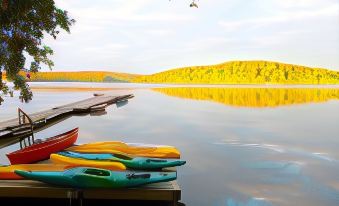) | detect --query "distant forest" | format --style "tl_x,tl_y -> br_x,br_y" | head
134,61 -> 339,84
2,61 -> 339,84
3,71 -> 137,83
